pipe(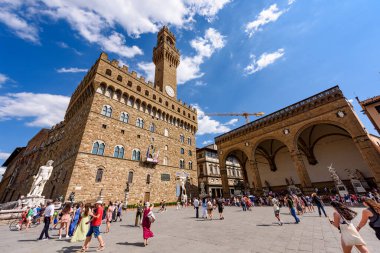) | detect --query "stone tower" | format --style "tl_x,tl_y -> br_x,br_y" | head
153,26 -> 180,97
